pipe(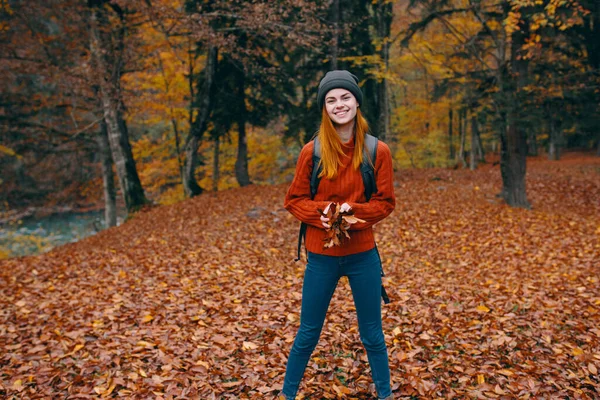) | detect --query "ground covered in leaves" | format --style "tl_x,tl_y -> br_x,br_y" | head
1,155 -> 599,399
